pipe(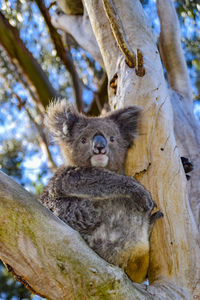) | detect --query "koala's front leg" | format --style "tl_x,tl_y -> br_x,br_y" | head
54,166 -> 155,212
